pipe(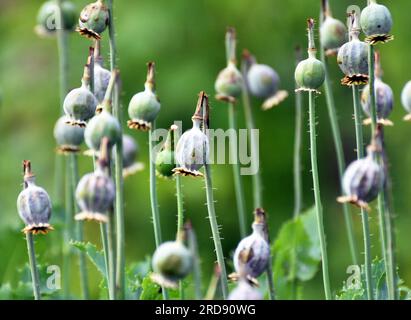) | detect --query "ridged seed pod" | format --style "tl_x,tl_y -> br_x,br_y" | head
128,62 -> 161,131
155,125 -> 177,178
54,115 -> 85,153
233,209 -> 270,279
152,241 -> 193,286
360,0 -> 393,44
17,161 -> 53,234
215,63 -> 243,101
338,149 -> 384,211
63,64 -> 98,127
361,78 -> 393,126
36,0 -> 77,36
295,20 -> 325,93
78,0 -> 109,40
228,279 -> 263,300
337,14 -> 369,86
401,81 -> 411,121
